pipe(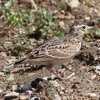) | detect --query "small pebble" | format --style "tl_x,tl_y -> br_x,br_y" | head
21,83 -> 32,91
51,0 -> 56,4
87,93 -> 97,98
50,74 -> 56,79
54,94 -> 61,100
19,94 -> 30,100
58,14 -> 65,19
94,65 -> 100,70
53,10 -> 58,14
30,97 -> 40,100
91,74 -> 96,79
43,76 -> 50,81
11,85 -> 18,91
50,81 -> 59,87
28,72 -> 36,76
0,88 -> 3,94
0,52 -> 7,57
93,65 -> 100,75
26,90 -> 33,95
60,91 -> 64,95
7,74 -> 15,81
0,72 -> 4,76
71,84 -> 79,89
95,70 -> 100,75
62,96 -> 67,100
68,0 -> 80,8
4,92 -> 19,99
61,10 -> 65,14
58,21 -> 65,26
85,16 -> 90,21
